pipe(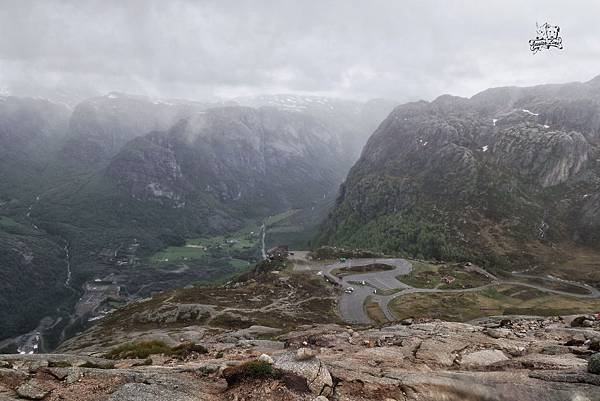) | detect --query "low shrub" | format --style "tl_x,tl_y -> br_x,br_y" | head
48,360 -> 72,368
104,340 -> 208,360
170,342 -> 208,360
222,360 -> 275,385
79,361 -> 115,369
104,340 -> 171,359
